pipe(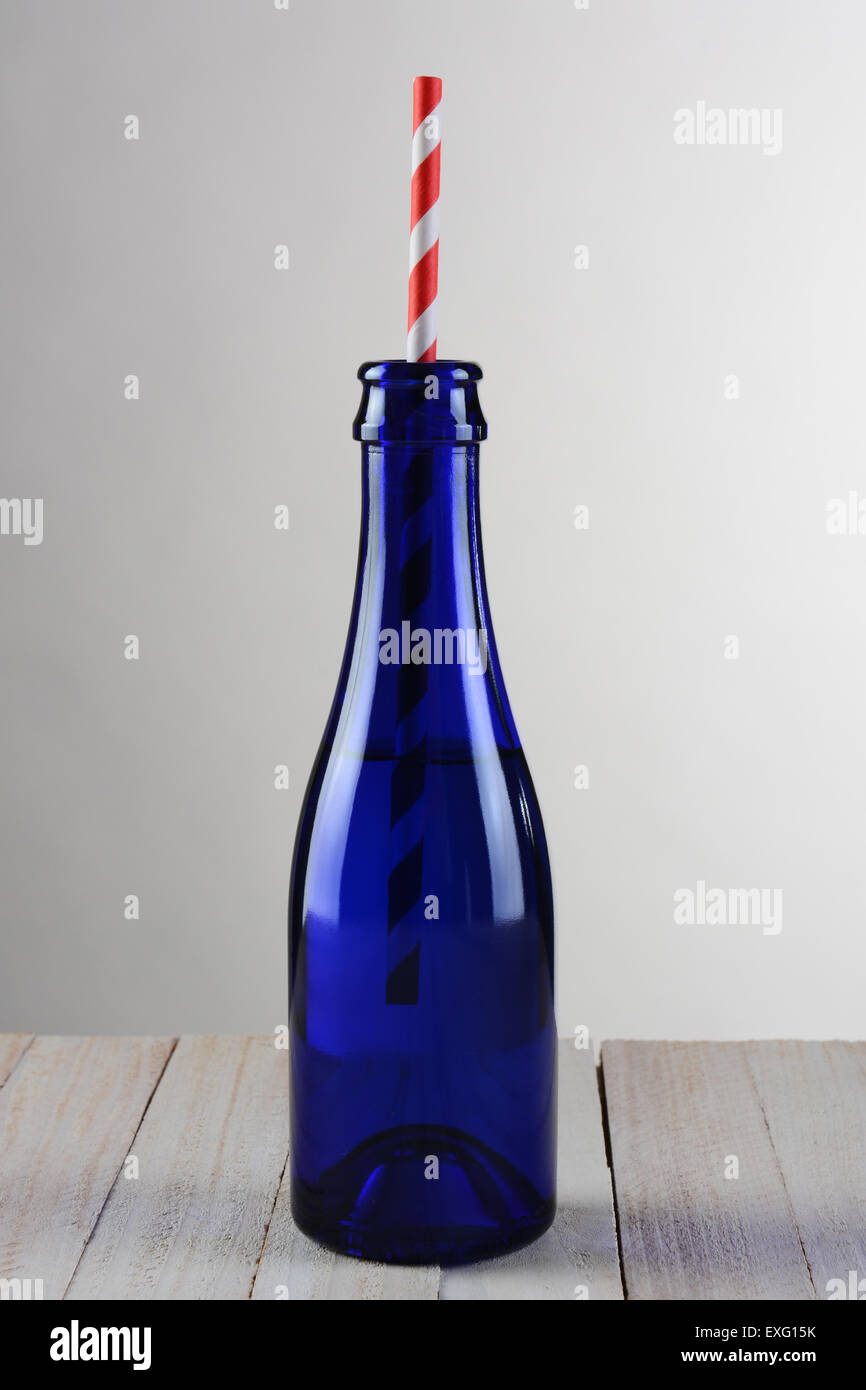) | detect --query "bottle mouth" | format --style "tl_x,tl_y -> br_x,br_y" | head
358,360 -> 483,384
353,360 -> 487,443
